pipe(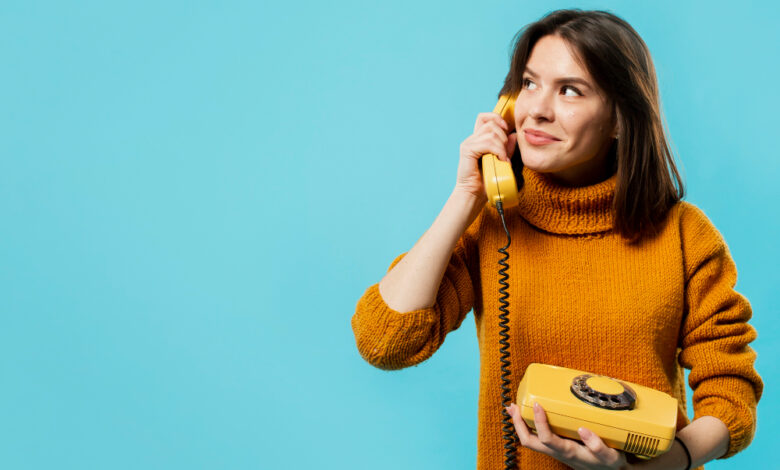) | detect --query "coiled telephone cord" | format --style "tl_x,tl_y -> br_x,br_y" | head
495,201 -> 517,470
